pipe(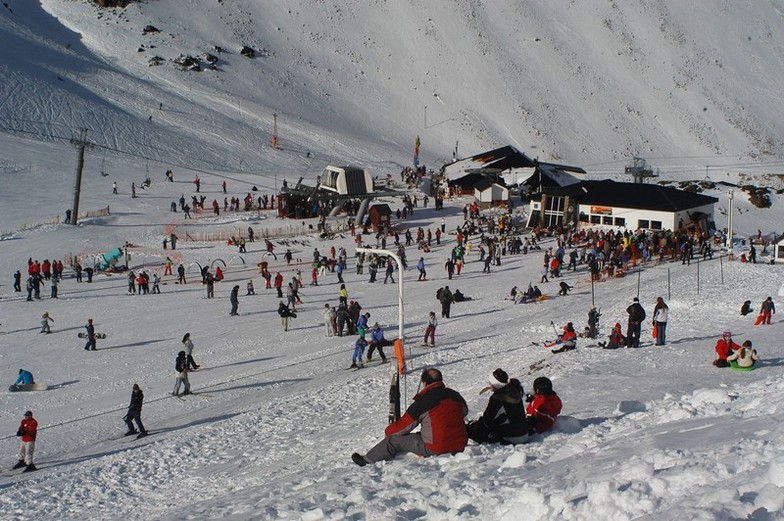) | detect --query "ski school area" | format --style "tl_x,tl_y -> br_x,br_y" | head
1,176 -> 783,518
